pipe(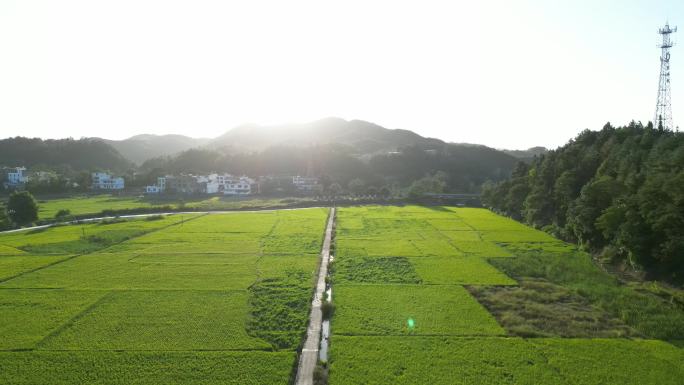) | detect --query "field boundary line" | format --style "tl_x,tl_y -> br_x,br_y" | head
32,291 -> 114,350
0,254 -> 79,284
0,214 -> 207,285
